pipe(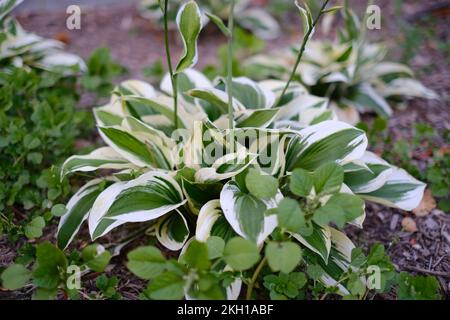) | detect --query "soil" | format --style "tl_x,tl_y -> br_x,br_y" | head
1,0 -> 449,300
